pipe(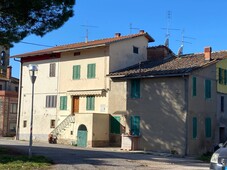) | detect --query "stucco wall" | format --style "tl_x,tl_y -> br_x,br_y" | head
188,64 -> 217,155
